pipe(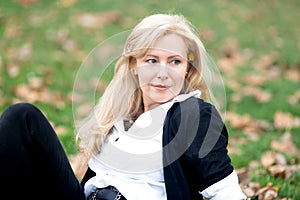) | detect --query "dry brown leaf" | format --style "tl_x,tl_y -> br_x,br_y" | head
14,84 -> 38,102
225,112 -> 252,129
18,0 -> 37,6
271,131 -> 299,155
242,182 -> 280,200
14,77 -> 66,108
28,77 -> 43,89
225,112 -> 272,137
242,182 -> 260,198
285,68 -> 300,82
199,27 -> 216,41
222,37 -> 240,58
243,120 -> 272,135
274,111 -> 300,130
14,43 -> 32,61
217,54 -> 244,75
230,93 -> 243,103
54,125 -> 67,136
74,11 -> 122,29
217,37 -> 246,74
74,14 -> 102,29
4,25 -> 23,39
243,86 -> 272,103
62,39 -> 79,52
259,189 -> 278,200
228,137 -> 247,155
287,89 -> 300,105
236,168 -> 250,185
59,0 -> 76,7
261,151 -> 277,169
253,52 -> 280,70
256,183 -> 279,200
268,165 -> 287,178
274,153 -> 287,166
267,164 -> 298,180
7,63 -> 20,78
227,79 -> 242,90
243,187 -> 255,198
245,74 -> 267,86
